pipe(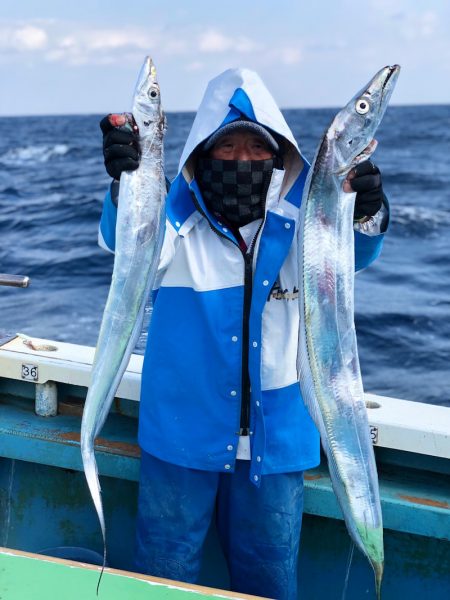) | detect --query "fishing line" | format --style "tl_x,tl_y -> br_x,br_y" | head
341,541 -> 355,600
